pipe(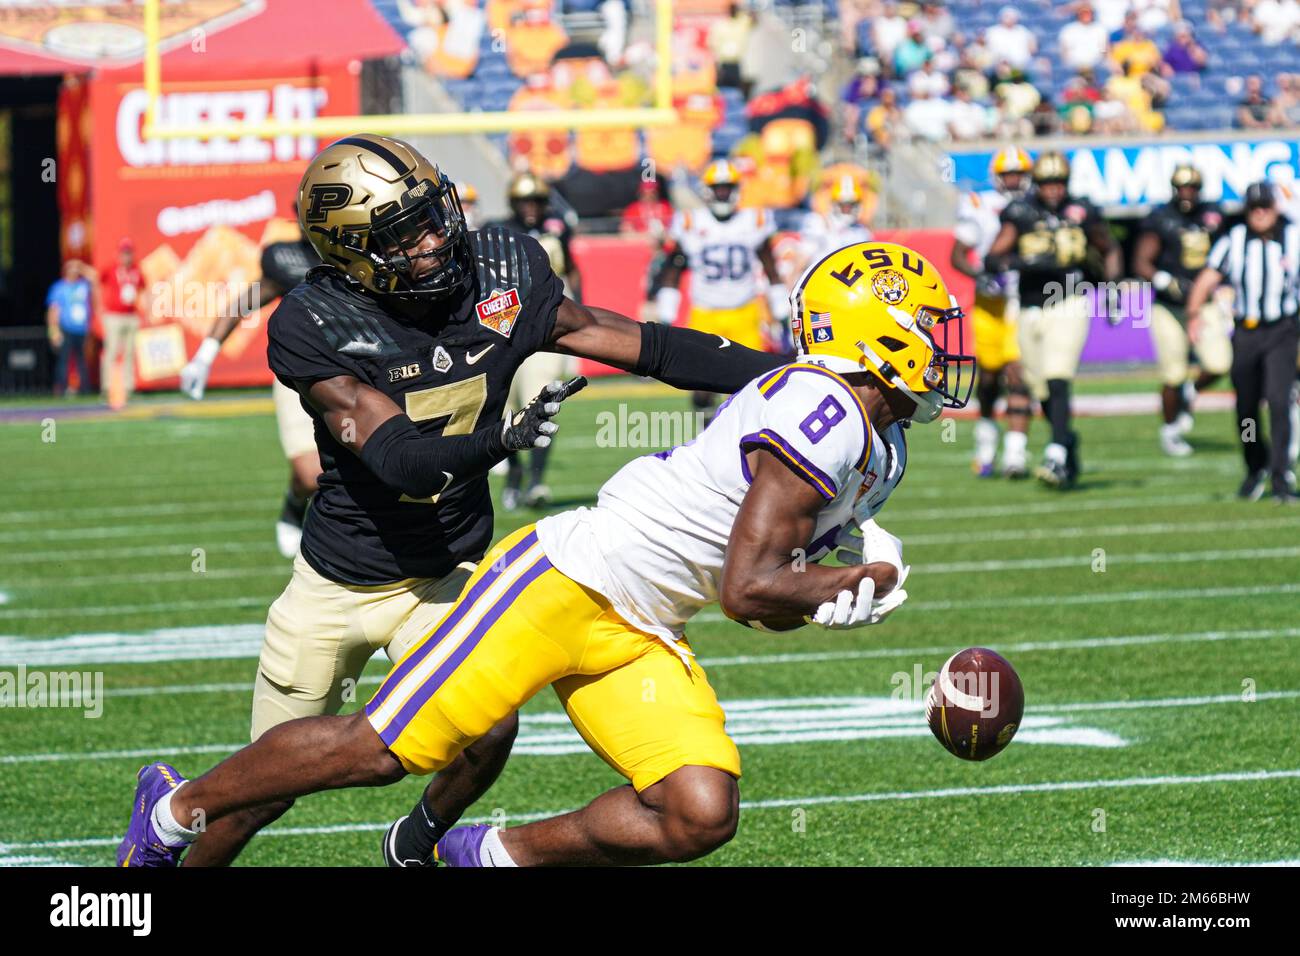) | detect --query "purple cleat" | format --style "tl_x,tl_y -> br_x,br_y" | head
434,824 -> 493,867
116,762 -> 188,867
